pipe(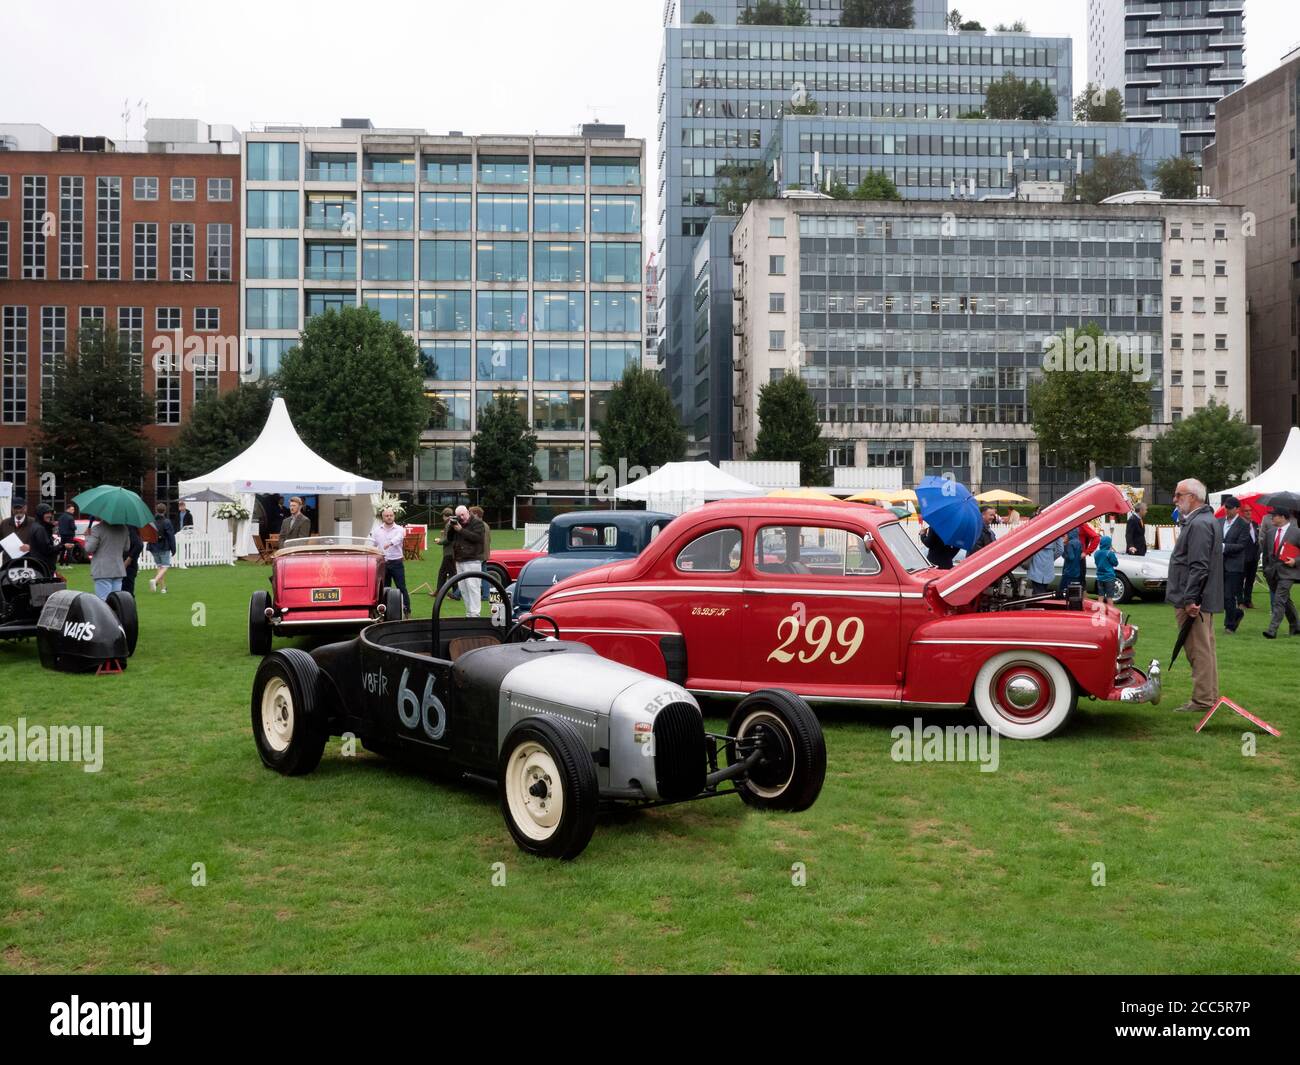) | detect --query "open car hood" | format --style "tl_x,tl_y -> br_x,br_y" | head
927,480 -> 1132,608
